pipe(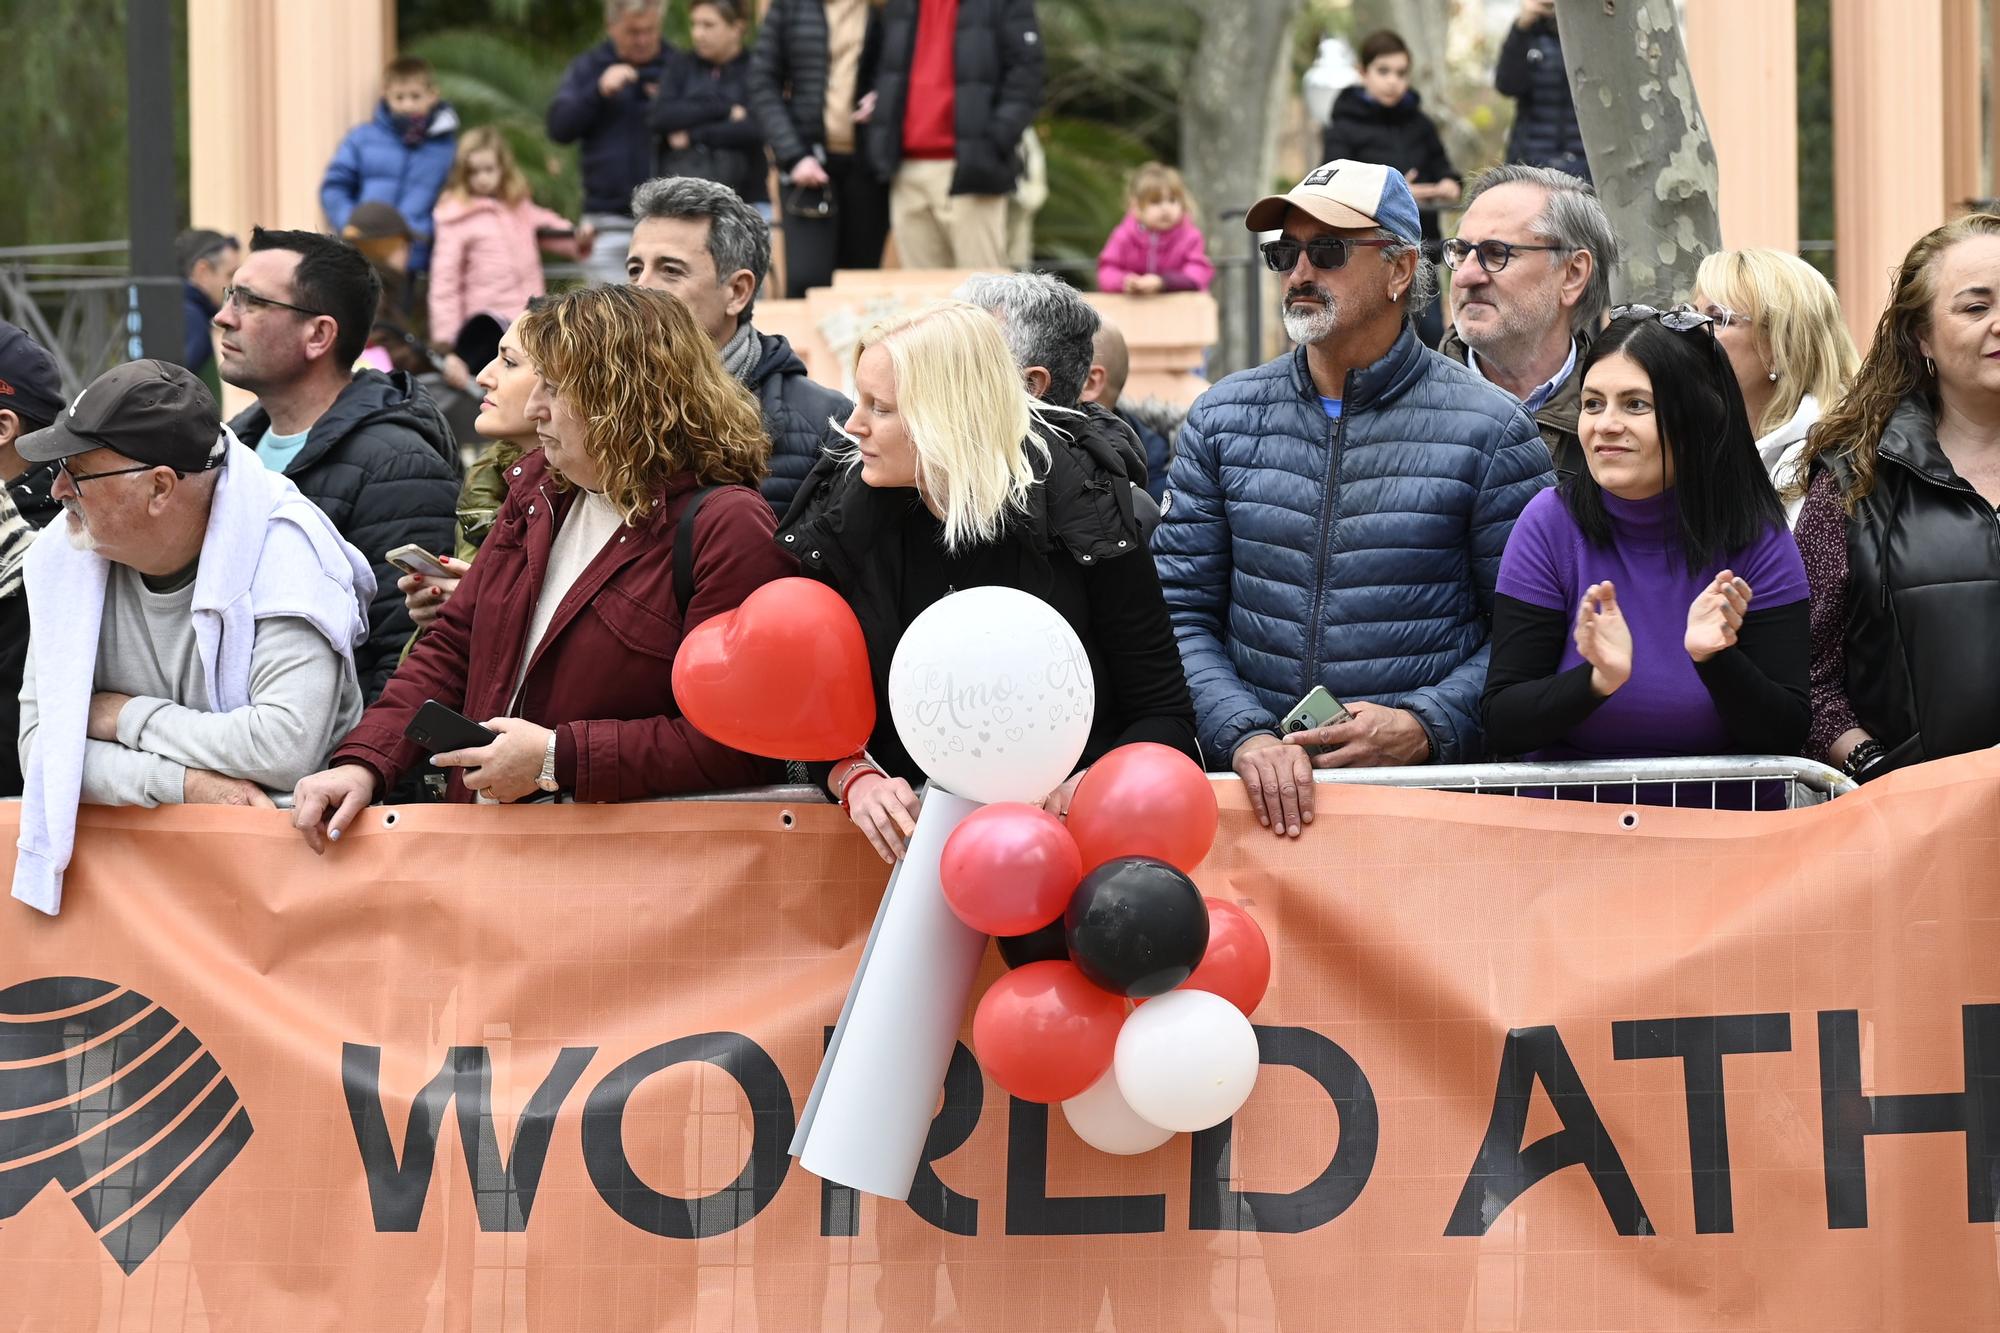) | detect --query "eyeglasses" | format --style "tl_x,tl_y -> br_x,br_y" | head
1259,236 -> 1400,273
1695,301 -> 1756,329
1610,302 -> 1715,335
221,284 -> 327,319
57,458 -> 184,487
1440,238 -> 1574,274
